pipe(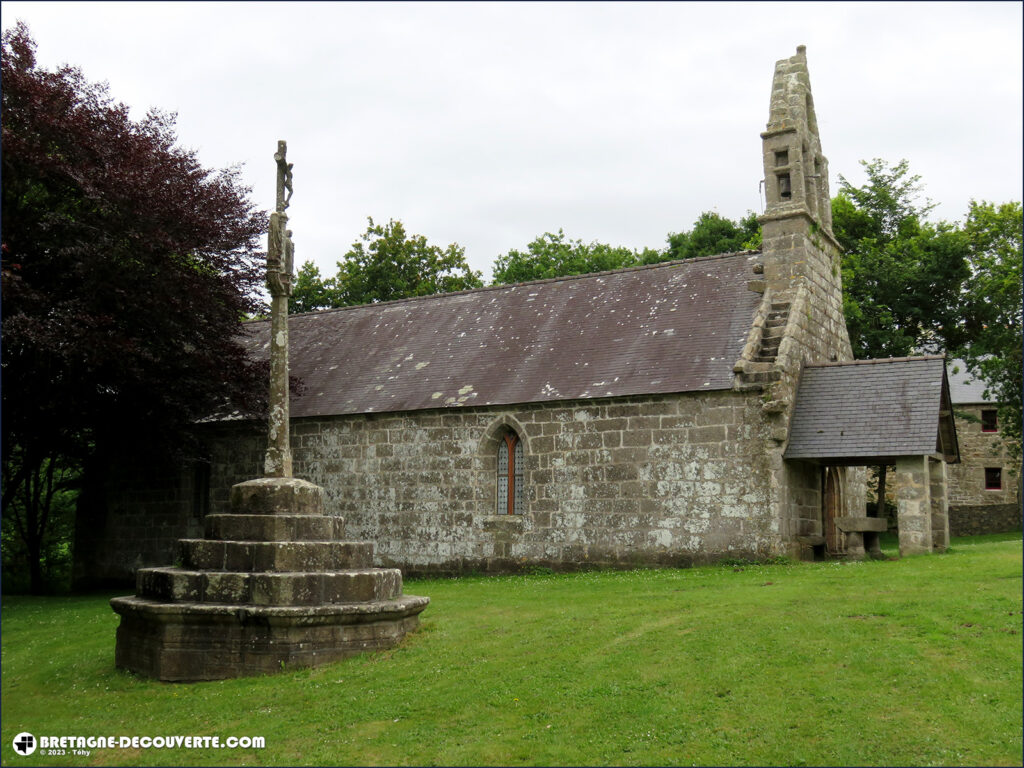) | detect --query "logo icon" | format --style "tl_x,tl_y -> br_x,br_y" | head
13,733 -> 36,756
